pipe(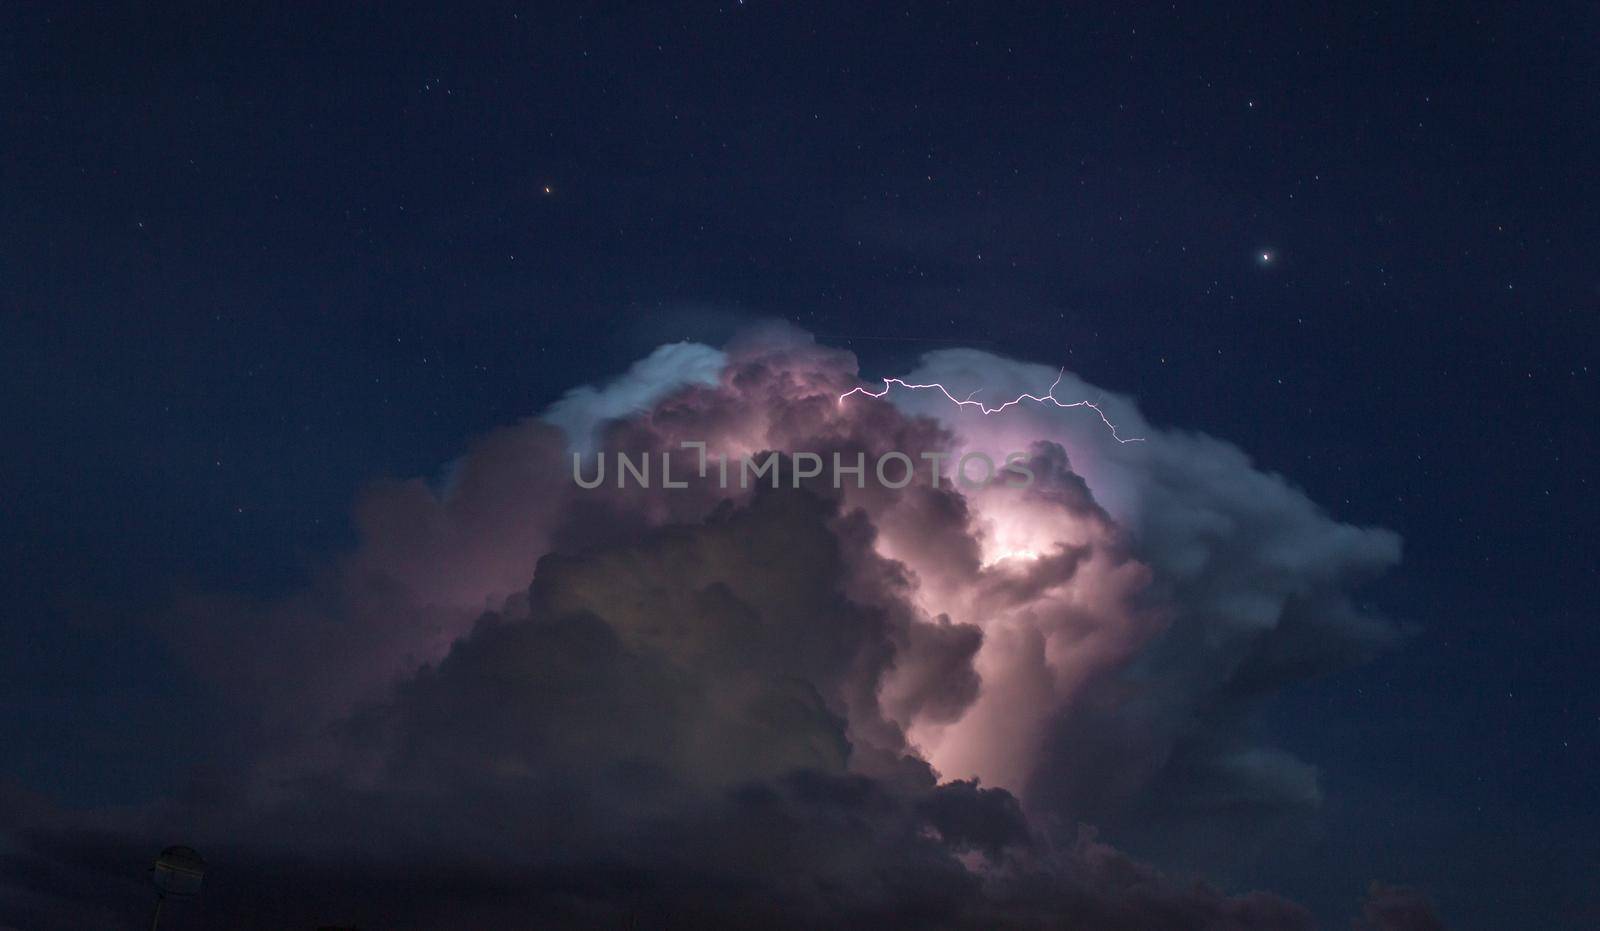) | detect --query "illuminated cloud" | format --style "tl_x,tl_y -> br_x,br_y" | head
2,326 -> 1405,929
